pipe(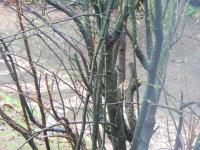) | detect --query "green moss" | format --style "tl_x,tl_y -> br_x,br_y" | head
0,129 -> 31,150
187,4 -> 200,16
0,92 -> 75,149
0,129 -> 73,149
0,92 -> 21,108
